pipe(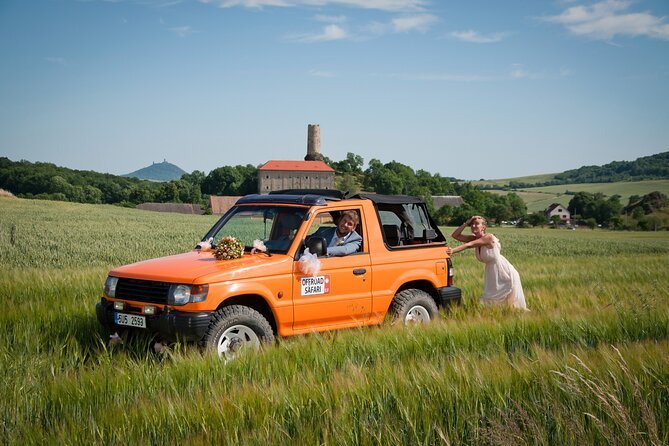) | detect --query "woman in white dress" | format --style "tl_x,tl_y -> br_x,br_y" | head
447,216 -> 528,310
